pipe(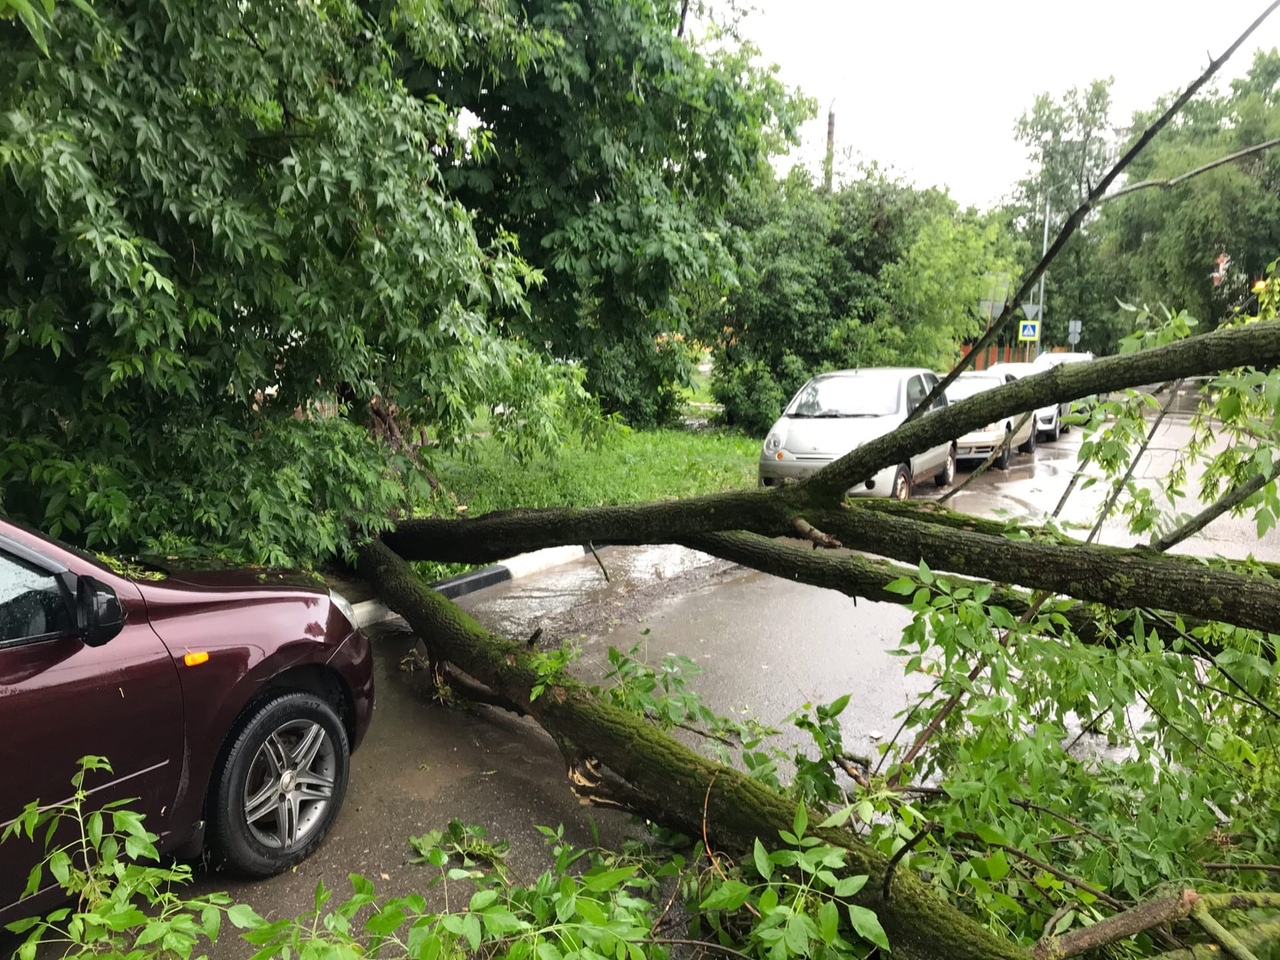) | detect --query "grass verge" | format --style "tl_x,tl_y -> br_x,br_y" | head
410,427 -> 758,583
431,427 -> 758,514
